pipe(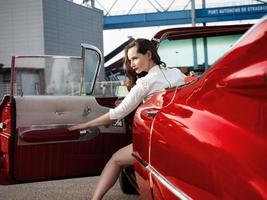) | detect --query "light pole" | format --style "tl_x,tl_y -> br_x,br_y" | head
191,0 -> 198,69
191,0 -> 196,27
